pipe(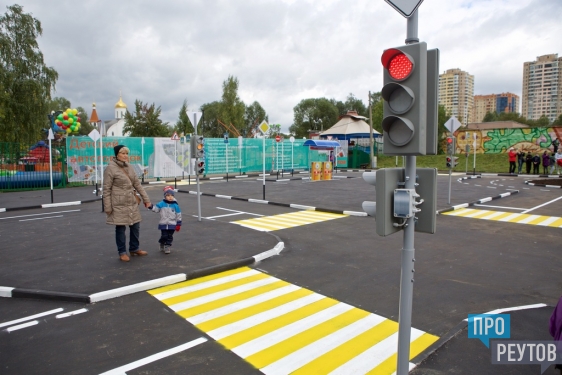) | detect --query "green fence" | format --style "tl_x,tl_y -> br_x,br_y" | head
65,136 -> 333,182
0,141 -> 68,191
